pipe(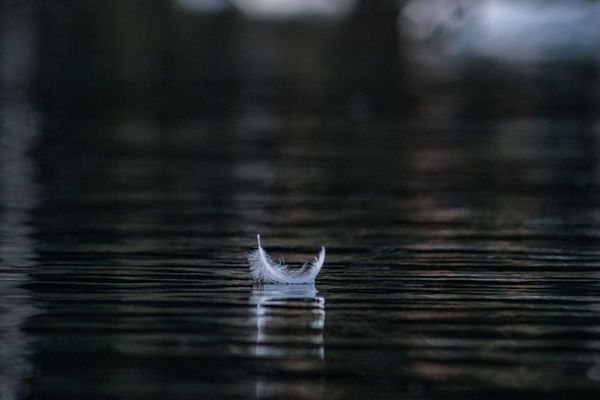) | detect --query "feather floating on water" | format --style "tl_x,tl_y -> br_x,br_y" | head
247,234 -> 325,284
